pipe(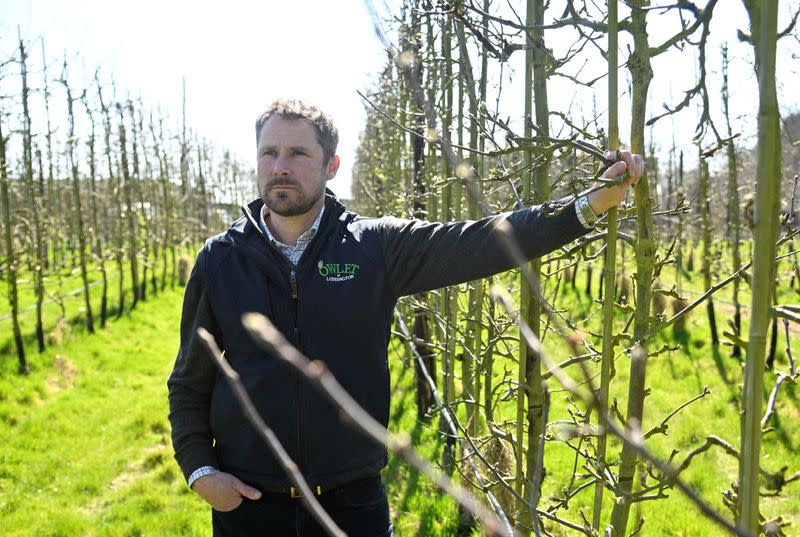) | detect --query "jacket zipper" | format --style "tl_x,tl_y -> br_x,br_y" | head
289,268 -> 308,475
240,202 -> 334,479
